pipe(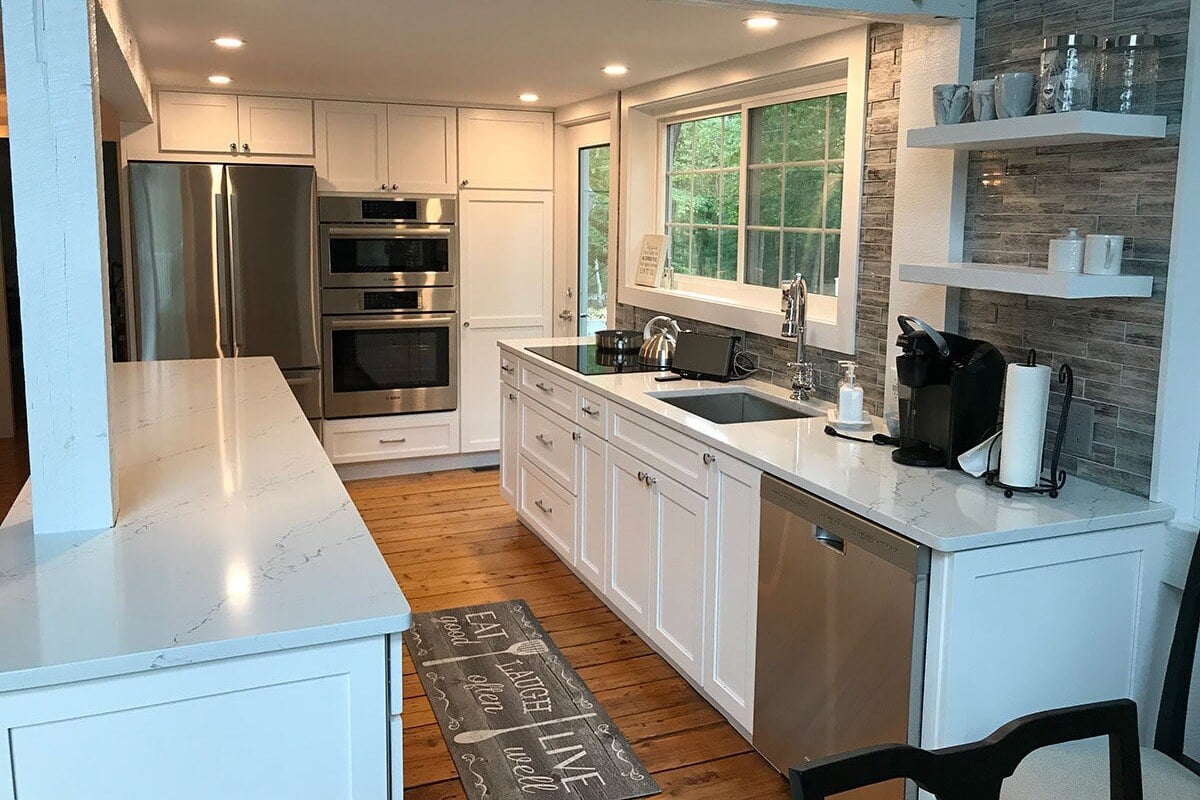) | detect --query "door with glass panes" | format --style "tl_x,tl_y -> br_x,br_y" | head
554,119 -> 613,337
